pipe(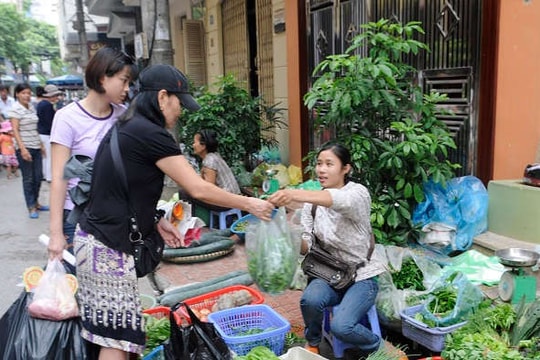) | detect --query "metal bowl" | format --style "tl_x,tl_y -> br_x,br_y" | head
495,248 -> 540,267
